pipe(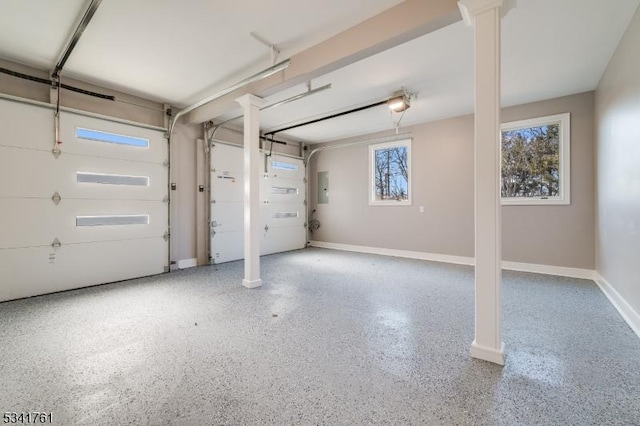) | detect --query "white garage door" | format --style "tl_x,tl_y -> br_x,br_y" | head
210,143 -> 244,264
210,142 -> 306,263
0,98 -> 168,302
